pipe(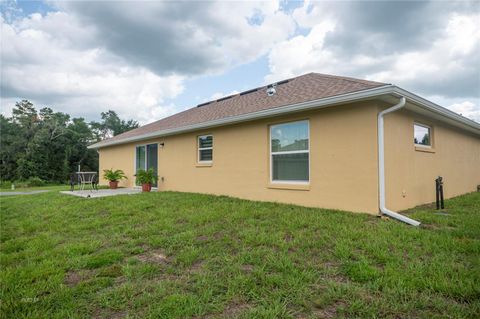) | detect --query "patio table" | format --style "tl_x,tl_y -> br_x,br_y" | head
76,172 -> 98,191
